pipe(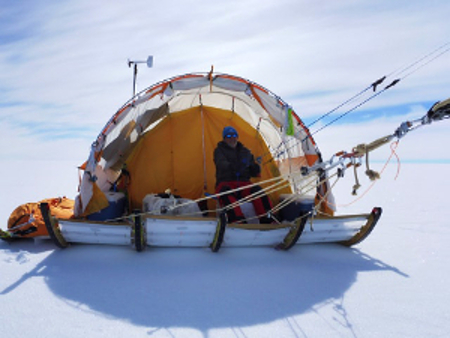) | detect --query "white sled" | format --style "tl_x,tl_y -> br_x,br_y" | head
40,202 -> 382,251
